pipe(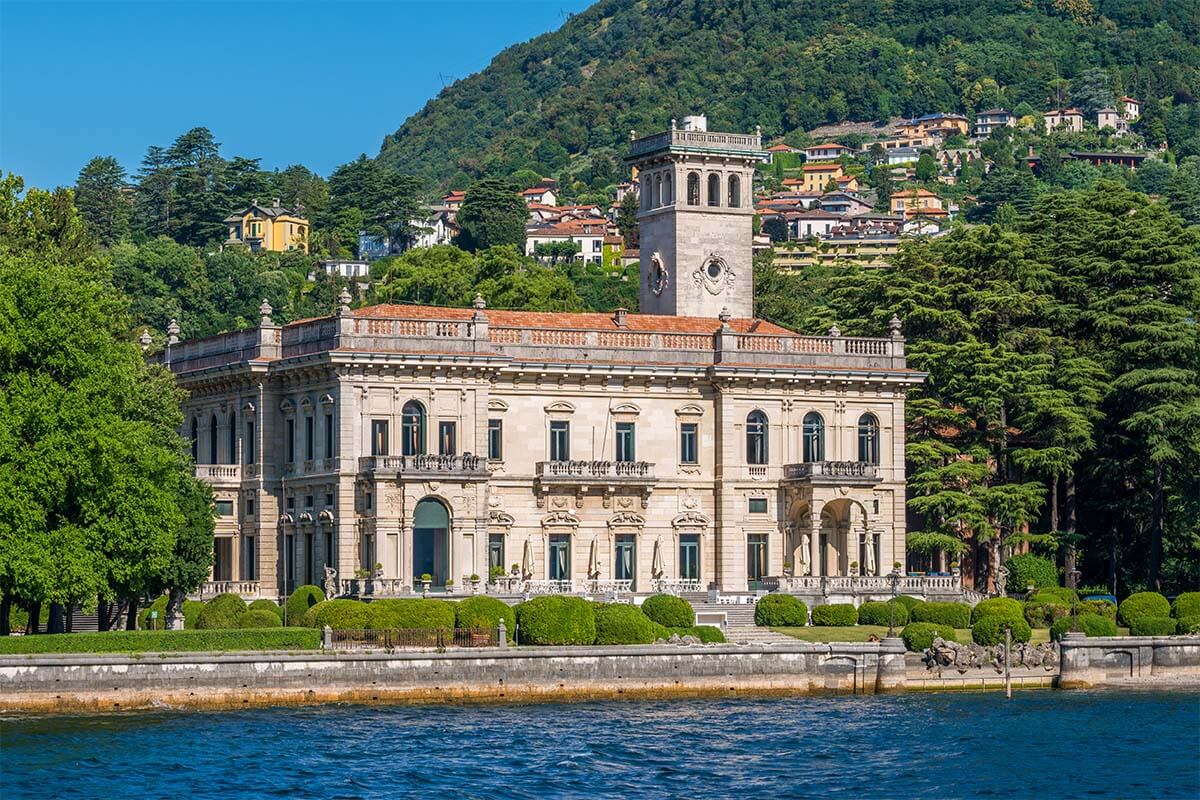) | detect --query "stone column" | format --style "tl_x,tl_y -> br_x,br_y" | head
810,518 -> 822,577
